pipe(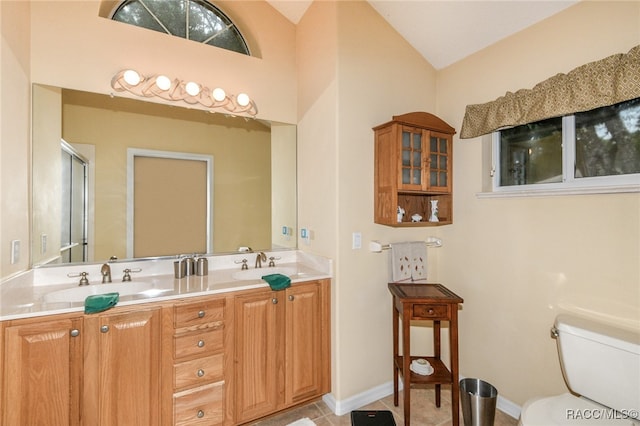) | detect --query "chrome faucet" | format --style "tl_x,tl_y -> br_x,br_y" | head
255,252 -> 267,268
101,263 -> 112,283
